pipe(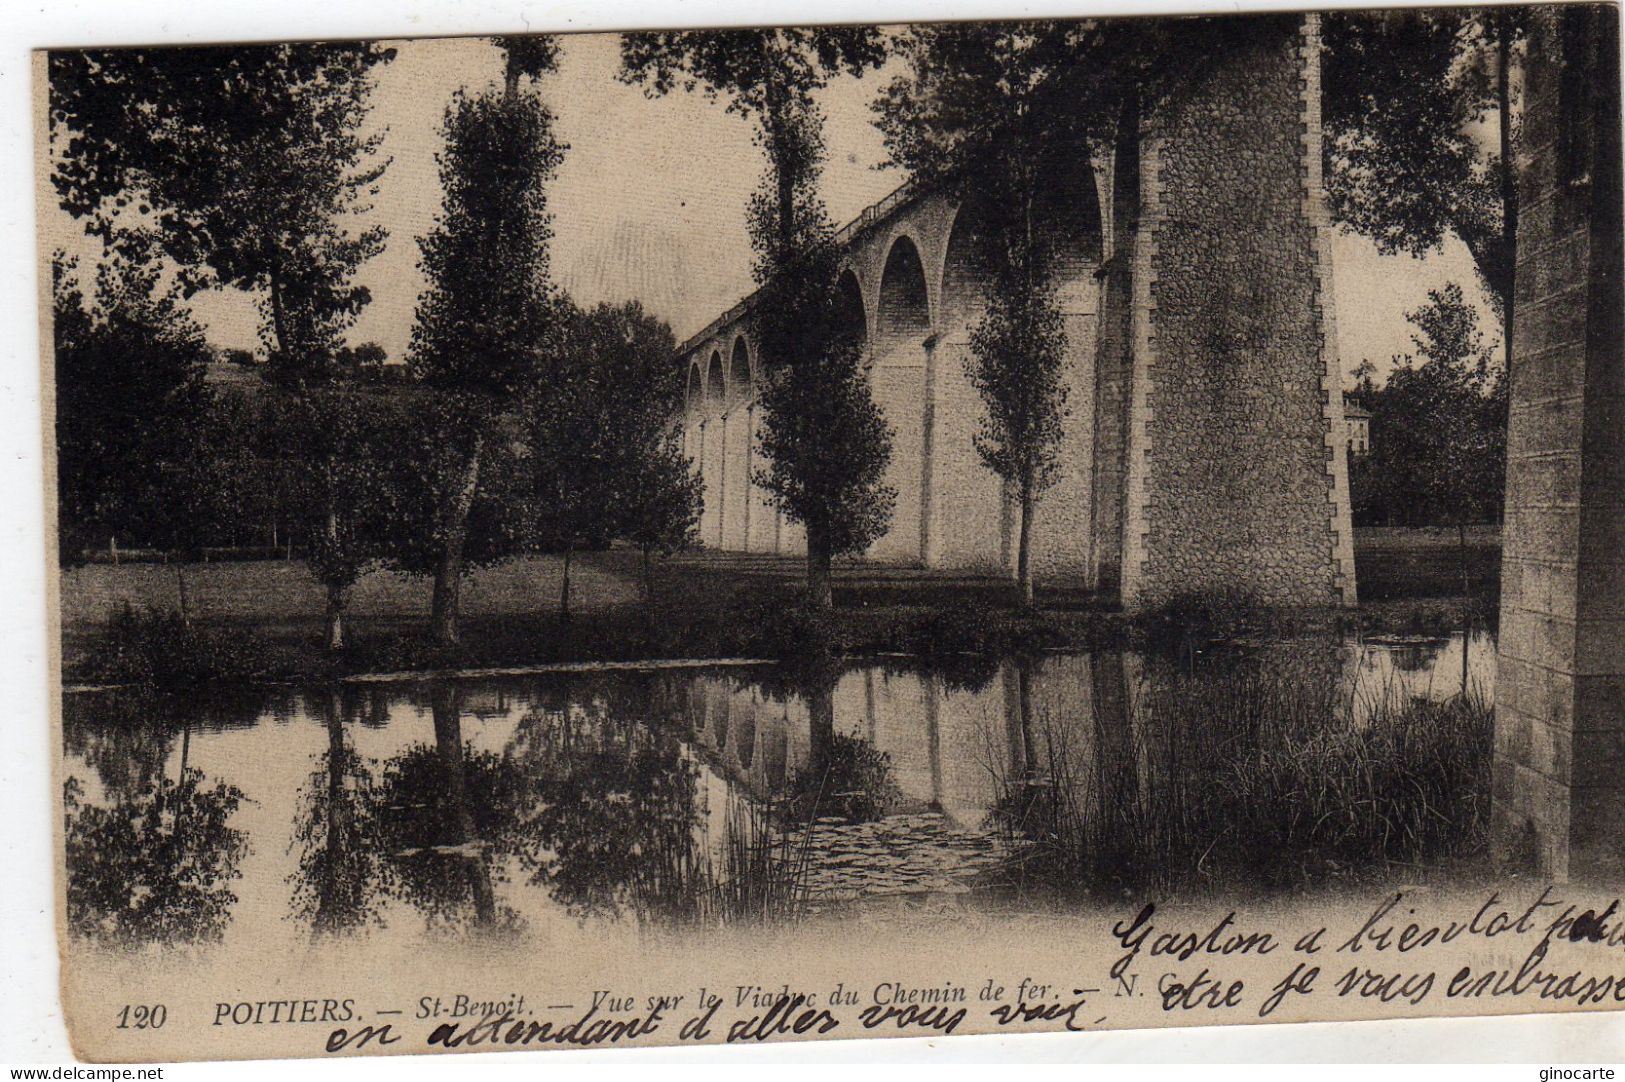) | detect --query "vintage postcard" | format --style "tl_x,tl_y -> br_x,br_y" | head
37,1 -> 1625,1063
